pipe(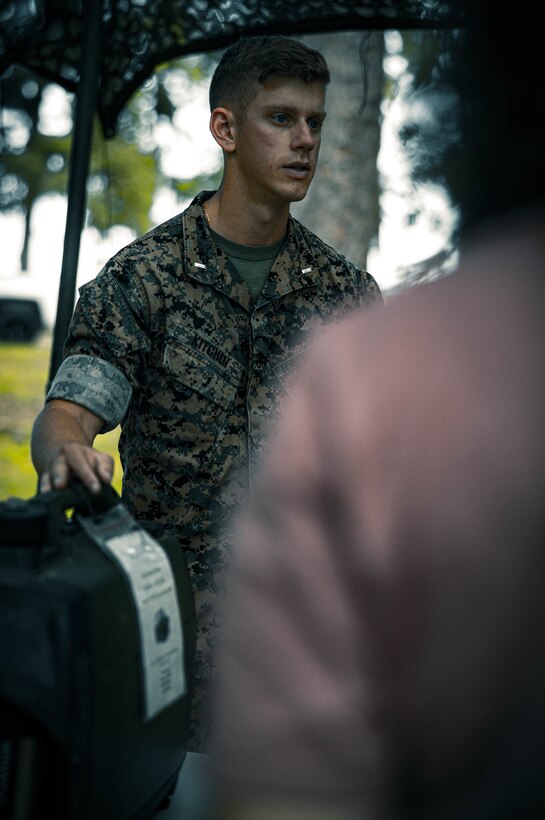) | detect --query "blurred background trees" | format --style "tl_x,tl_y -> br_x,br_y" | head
0,55 -> 222,275
291,31 -> 384,272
